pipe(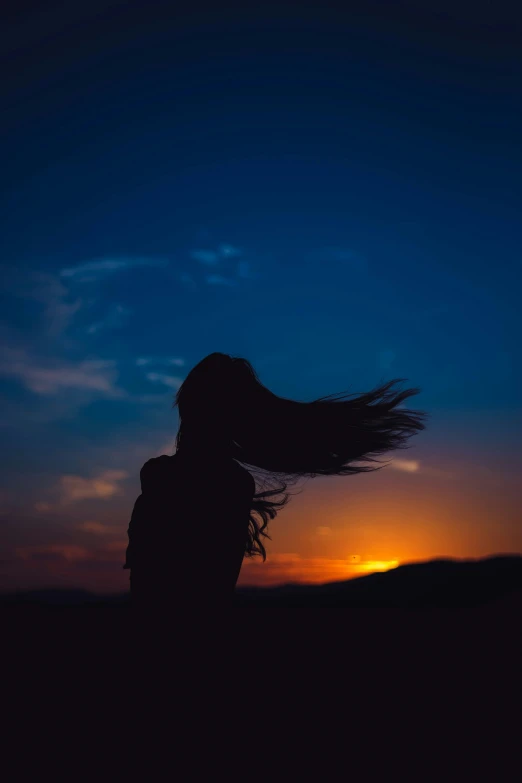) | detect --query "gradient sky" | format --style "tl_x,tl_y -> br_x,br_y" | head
1,1 -> 521,593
